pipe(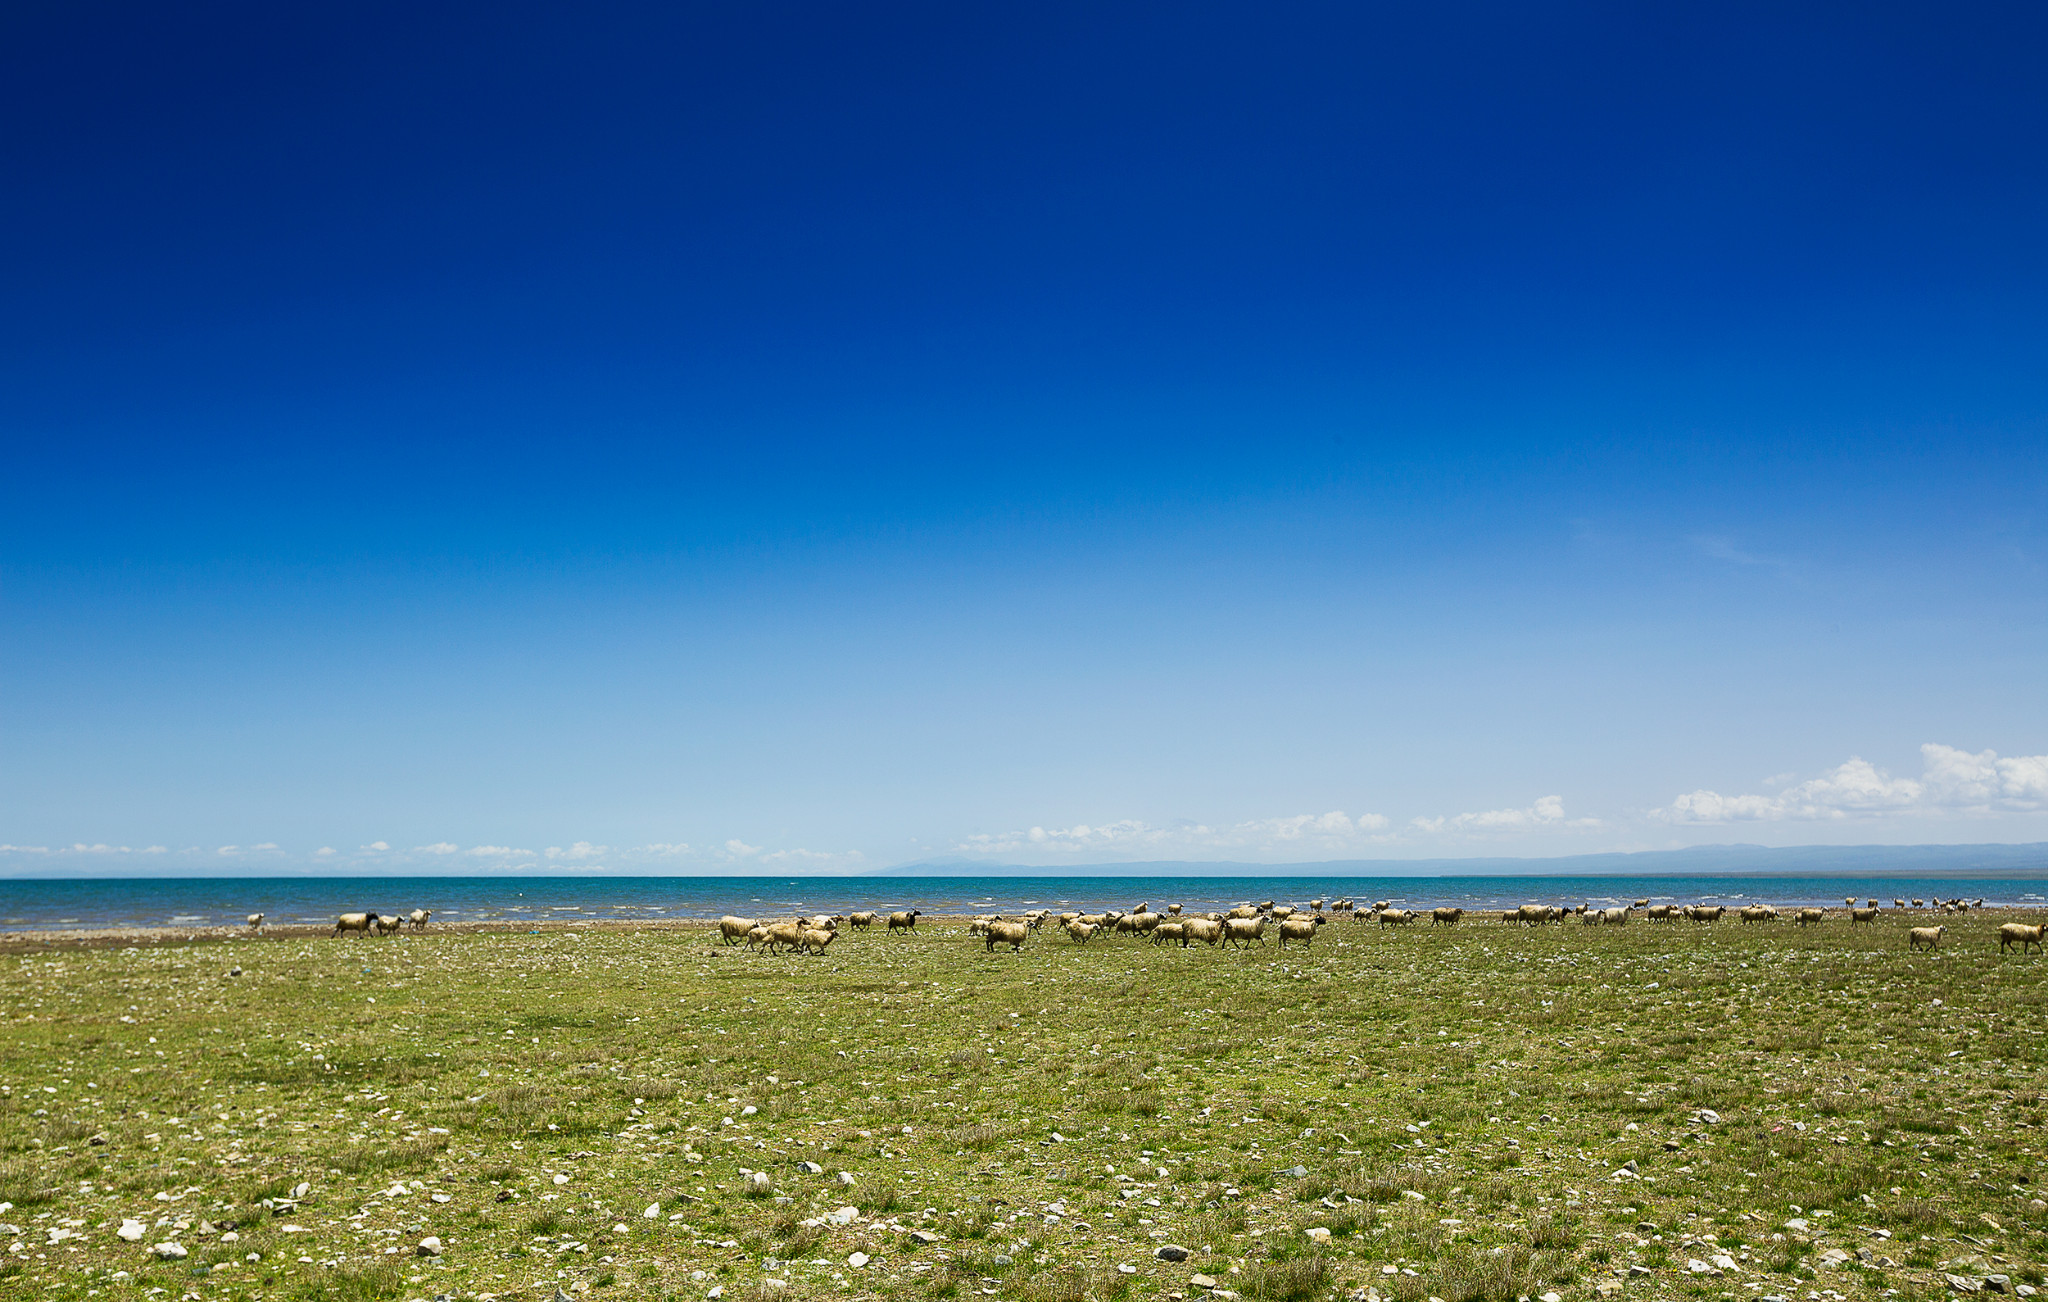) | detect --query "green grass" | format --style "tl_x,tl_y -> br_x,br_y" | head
0,912 -> 2045,1302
